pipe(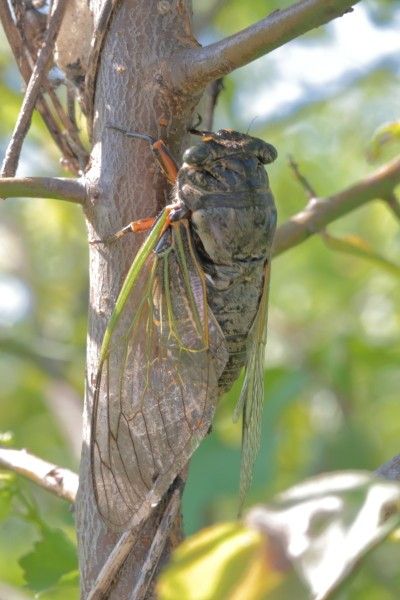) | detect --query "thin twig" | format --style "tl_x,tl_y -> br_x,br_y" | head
288,154 -> 317,199
174,0 -> 361,92
273,155 -> 400,257
384,192 -> 400,222
0,2 -> 87,173
0,176 -> 86,204
84,0 -> 120,136
45,85 -> 89,167
87,488 -> 181,600
67,82 -> 78,129
86,529 -> 137,600
1,0 -> 68,177
11,0 -> 85,158
130,489 -> 181,600
0,447 -> 78,503
202,78 -> 224,132
0,2 -> 81,173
